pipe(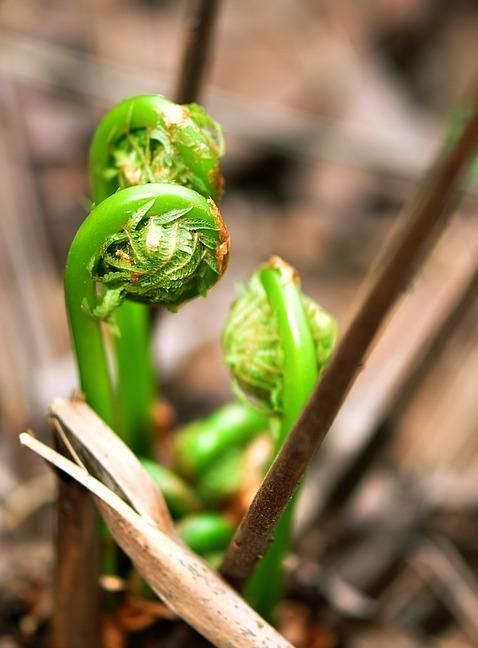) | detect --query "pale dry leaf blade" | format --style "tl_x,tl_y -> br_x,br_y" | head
49,397 -> 175,536
19,432 -> 294,648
